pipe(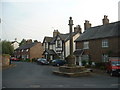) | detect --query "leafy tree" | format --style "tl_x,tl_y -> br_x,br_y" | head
19,39 -> 26,46
1,40 -> 14,55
